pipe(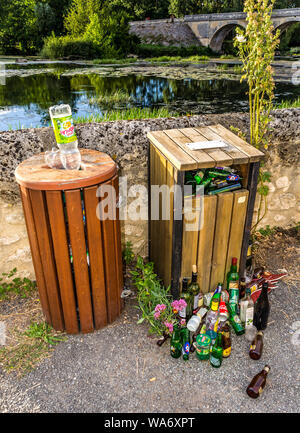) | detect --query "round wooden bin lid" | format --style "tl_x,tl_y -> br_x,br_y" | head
15,149 -> 117,191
